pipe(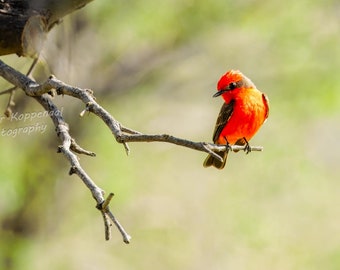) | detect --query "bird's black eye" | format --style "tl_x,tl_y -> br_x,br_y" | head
229,82 -> 237,90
